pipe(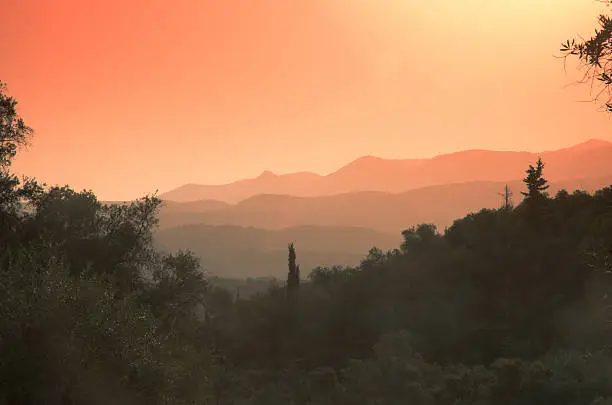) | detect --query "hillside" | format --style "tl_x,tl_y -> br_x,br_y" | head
160,139 -> 612,202
157,174 -> 612,234
154,224 -> 400,278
